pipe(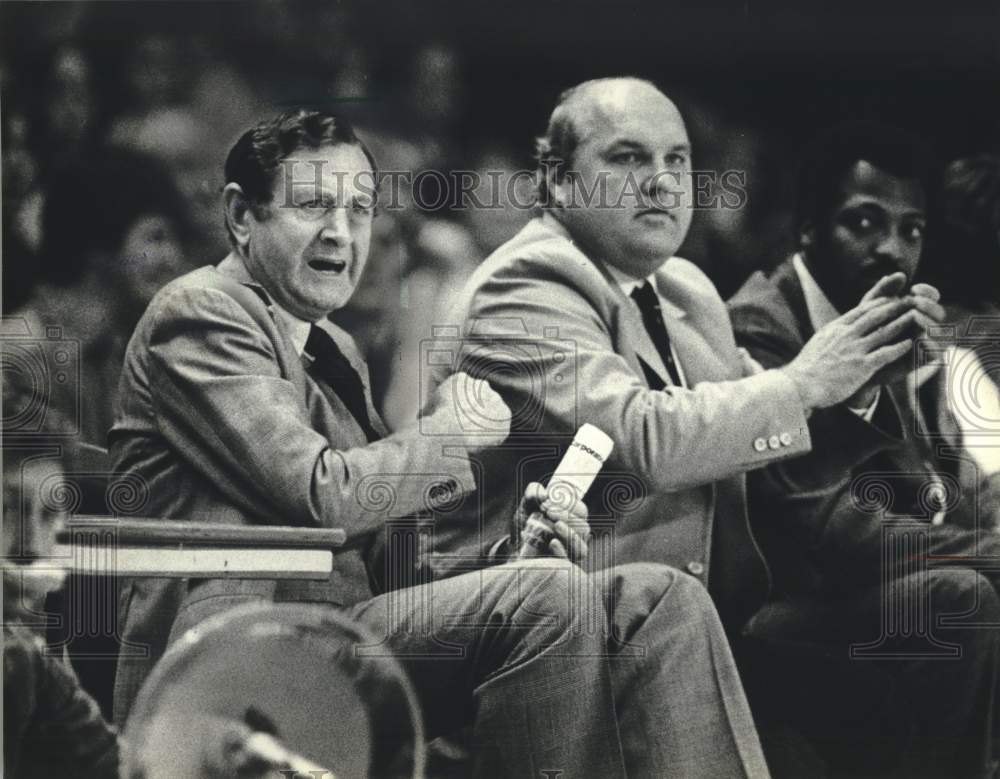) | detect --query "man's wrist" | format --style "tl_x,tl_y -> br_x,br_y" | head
780,366 -> 816,417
